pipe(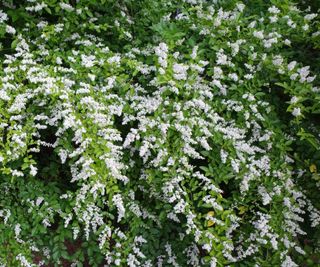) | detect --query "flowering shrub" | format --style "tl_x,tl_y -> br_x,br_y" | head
0,0 -> 320,266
